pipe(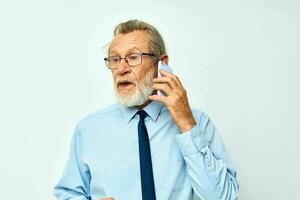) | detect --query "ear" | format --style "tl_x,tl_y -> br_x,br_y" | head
161,54 -> 169,65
